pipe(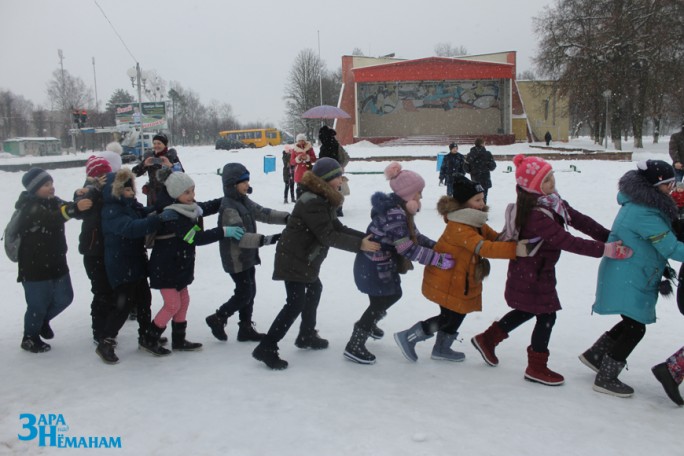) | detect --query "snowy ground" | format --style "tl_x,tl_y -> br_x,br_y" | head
0,137 -> 681,455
